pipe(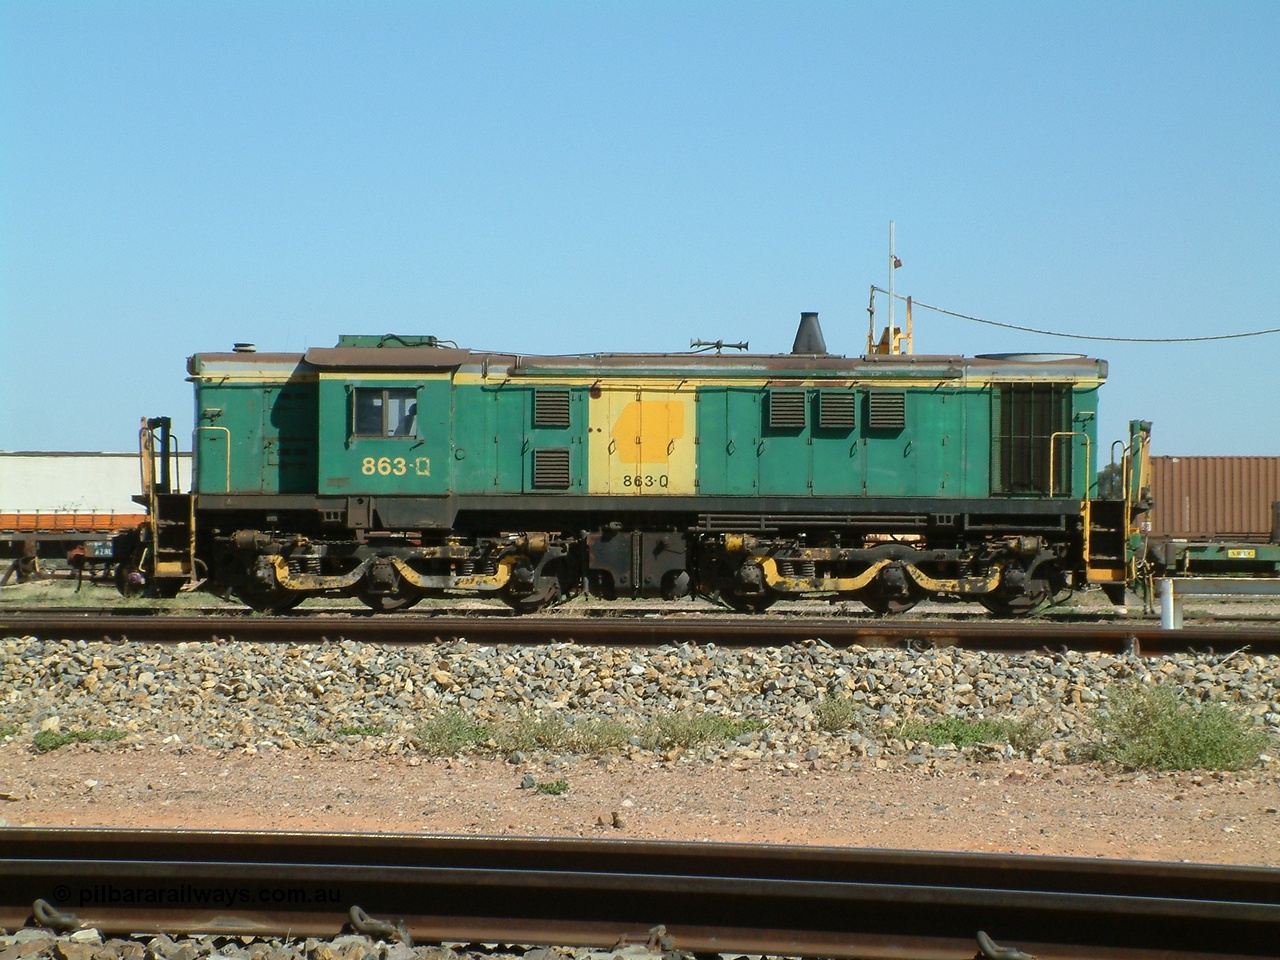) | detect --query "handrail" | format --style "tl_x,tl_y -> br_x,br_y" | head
195,426 -> 232,492
1048,431 -> 1089,498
